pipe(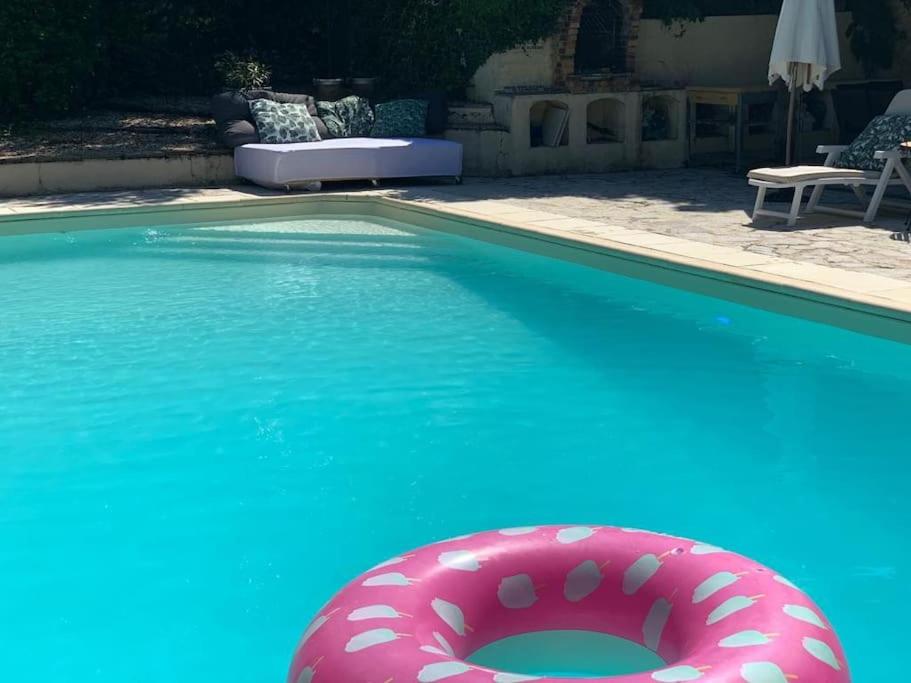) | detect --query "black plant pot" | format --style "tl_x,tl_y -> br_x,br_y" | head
350,77 -> 377,98
313,78 -> 344,101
